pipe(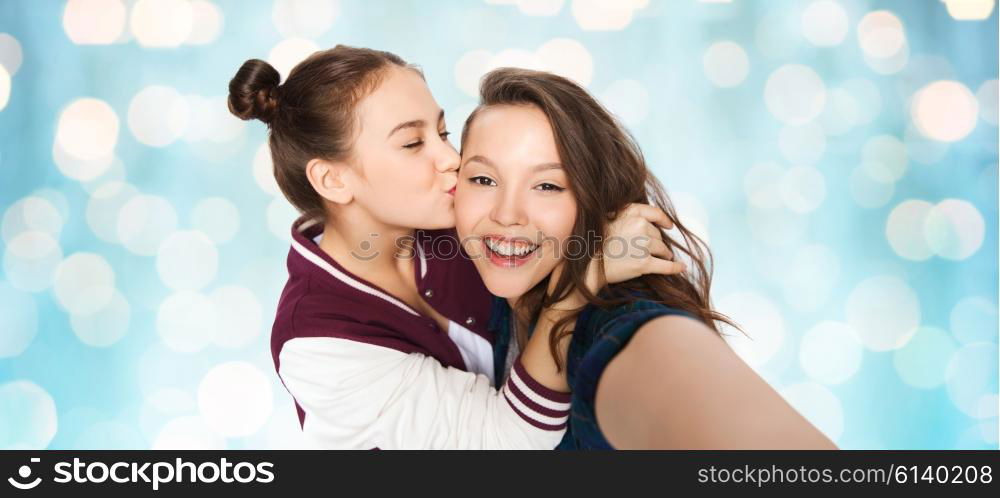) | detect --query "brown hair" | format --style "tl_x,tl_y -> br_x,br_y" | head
461,67 -> 741,370
228,45 -> 420,222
